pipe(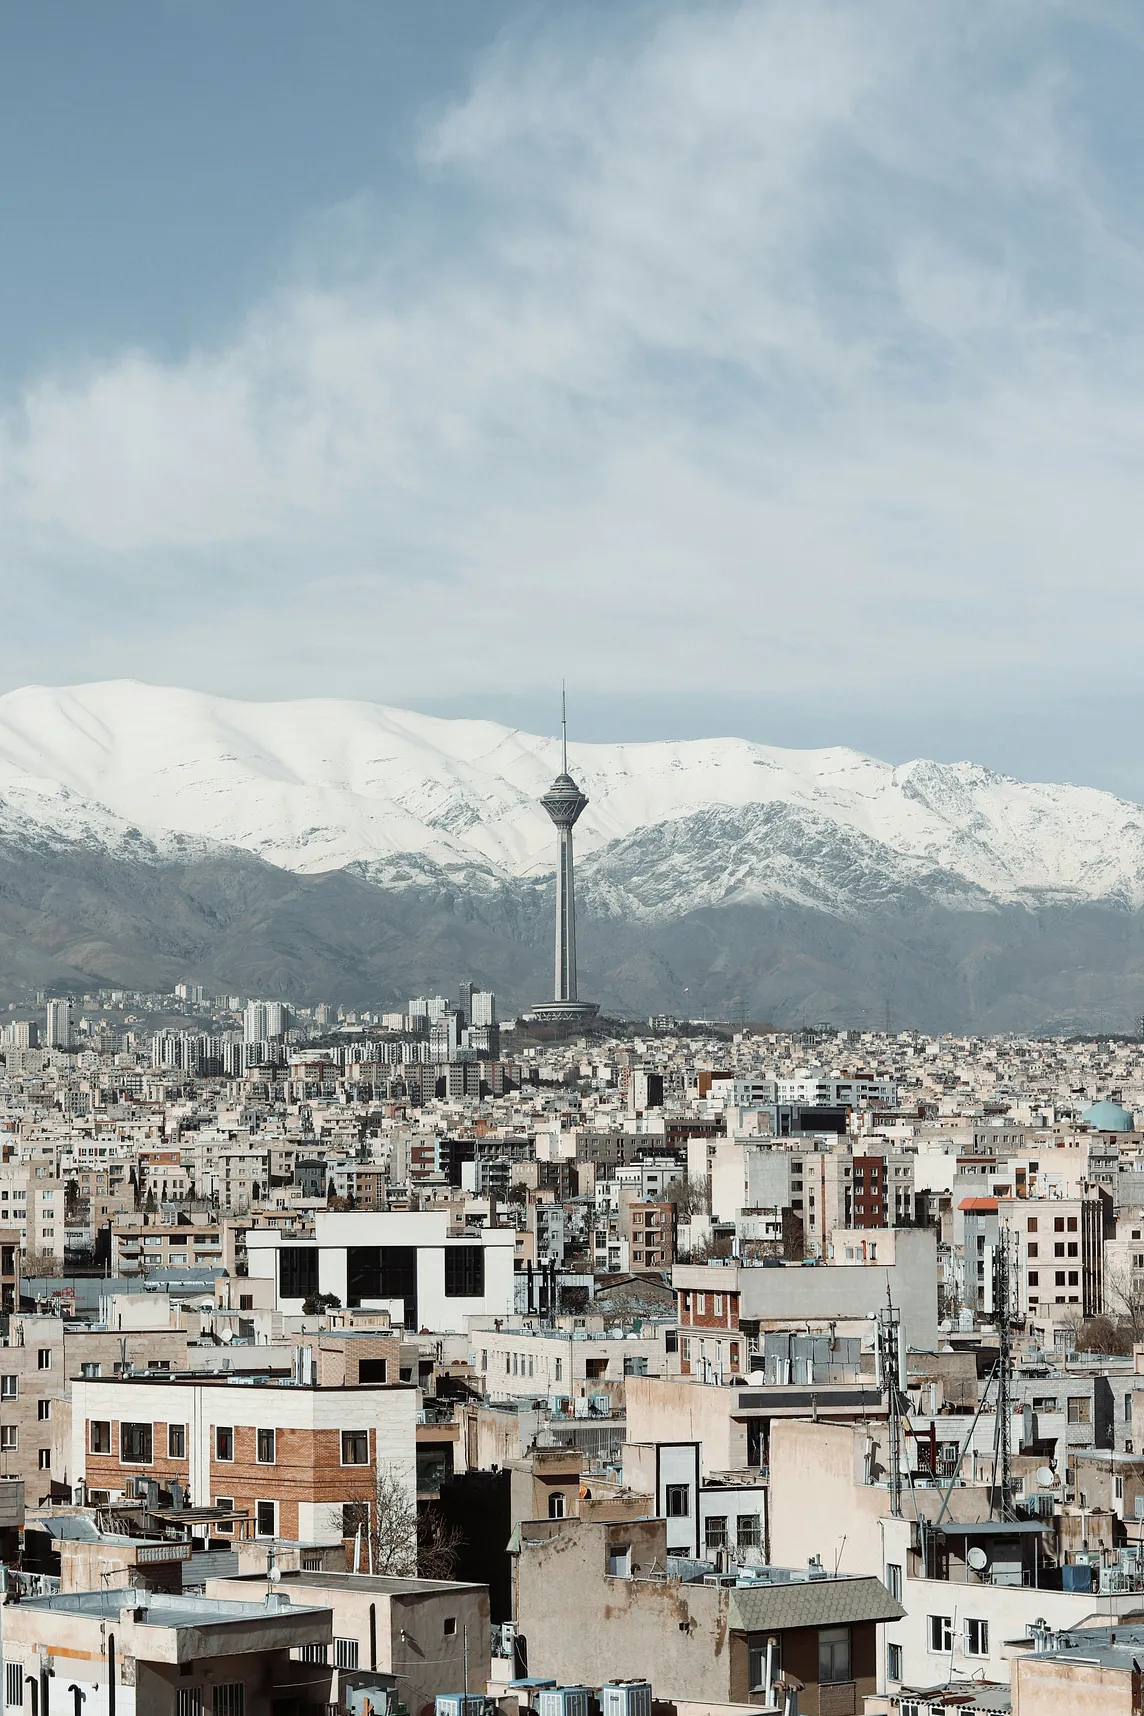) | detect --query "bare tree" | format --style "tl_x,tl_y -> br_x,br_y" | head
417,1506 -> 465,1580
1103,1262 -> 1144,1343
336,1466 -> 464,1579
666,1176 -> 711,1218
